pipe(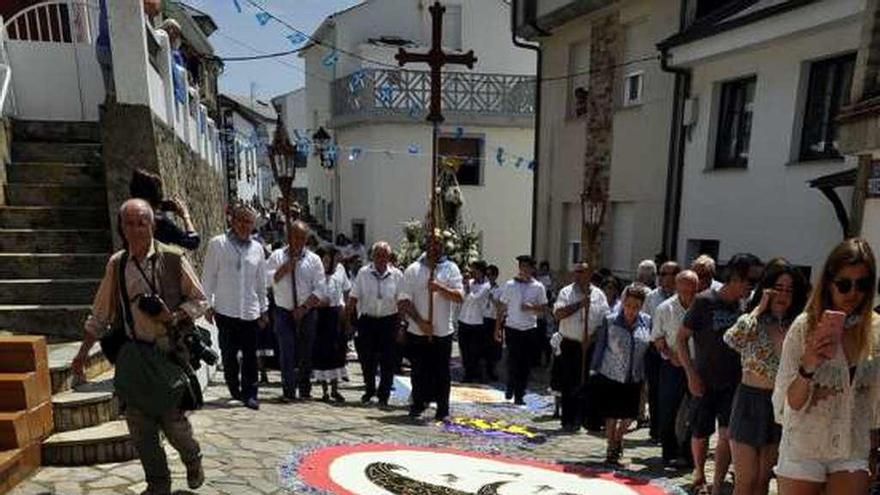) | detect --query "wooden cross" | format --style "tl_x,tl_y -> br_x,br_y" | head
395,1 -> 477,123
